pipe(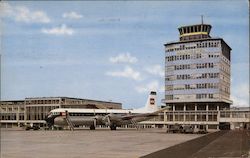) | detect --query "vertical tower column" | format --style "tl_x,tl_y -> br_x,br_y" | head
17,106 -> 20,127
195,103 -> 197,122
173,104 -> 175,121
24,102 -> 27,125
206,104 -> 209,122
217,104 -> 220,130
164,111 -> 167,122
184,104 -> 186,122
